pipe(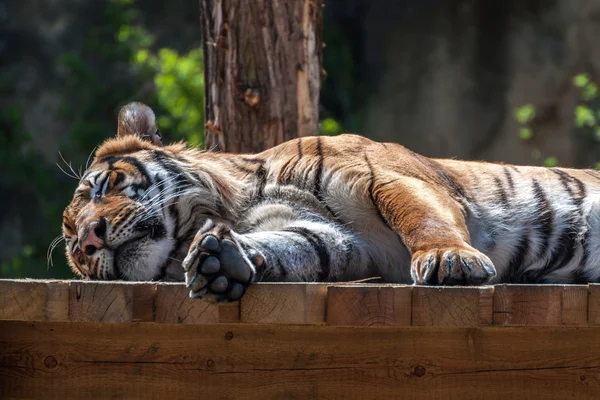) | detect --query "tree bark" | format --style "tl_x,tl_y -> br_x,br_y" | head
200,0 -> 323,153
